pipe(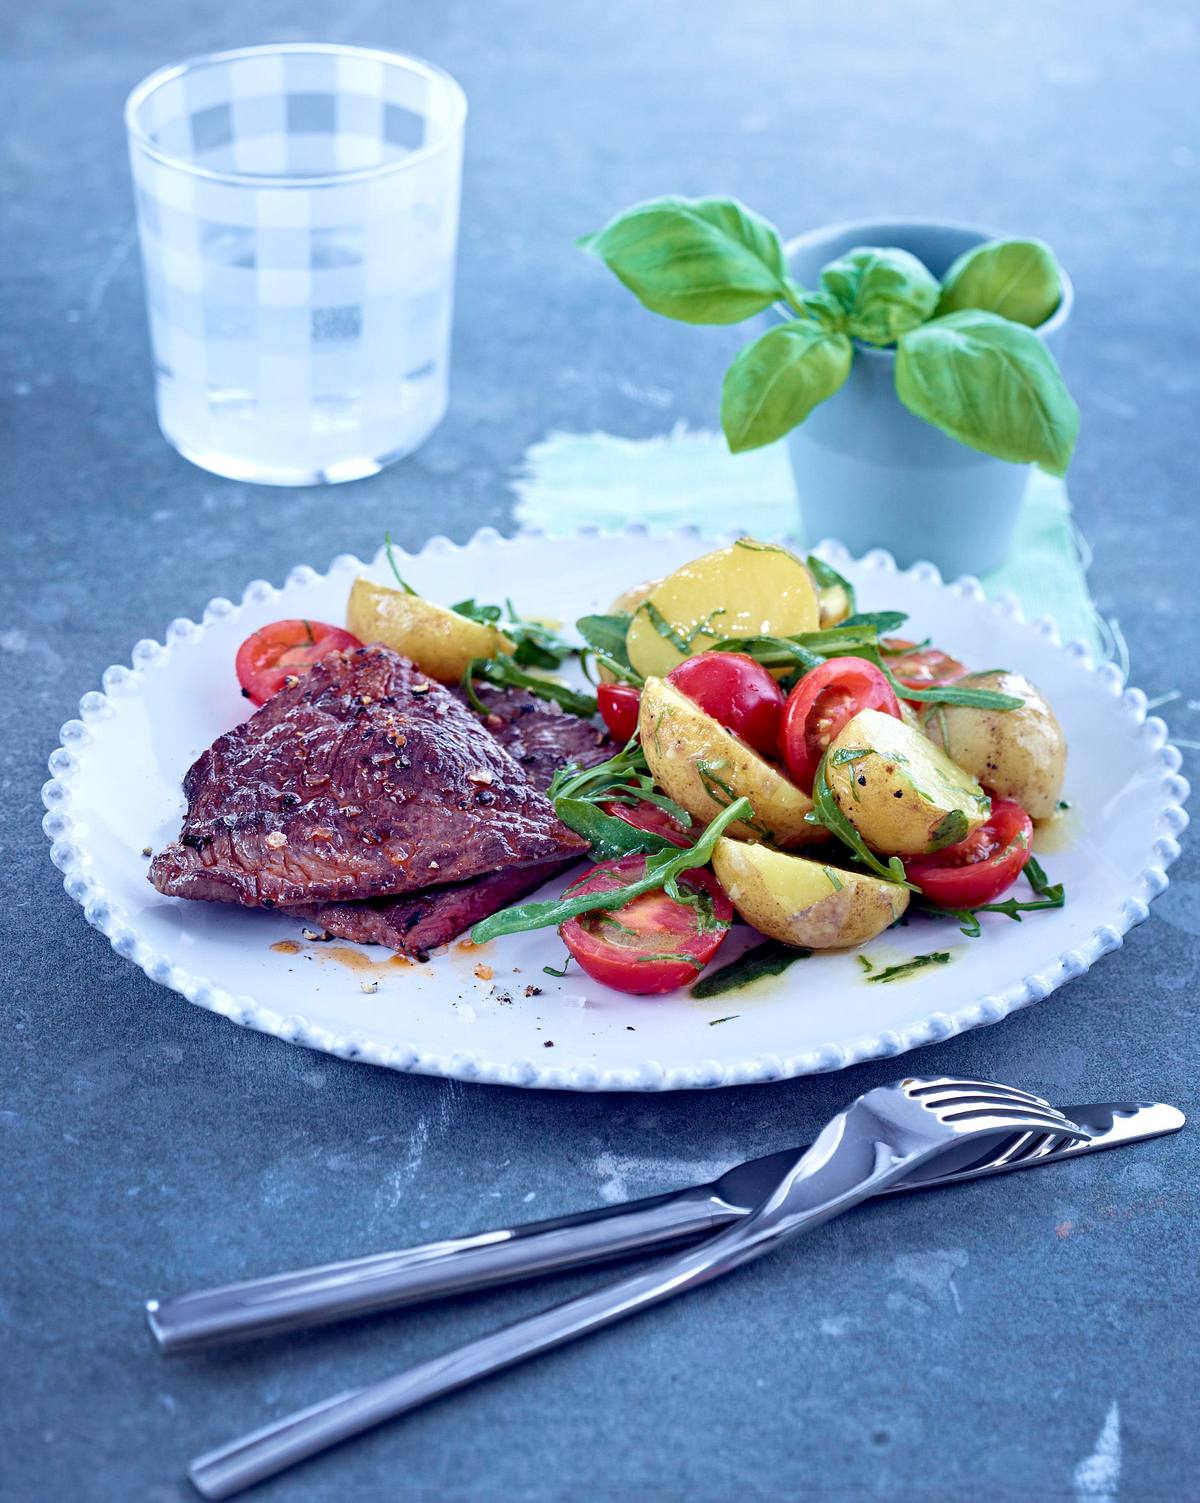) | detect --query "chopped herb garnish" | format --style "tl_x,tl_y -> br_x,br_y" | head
639,600 -> 727,654
543,953 -> 574,977
690,938 -> 811,998
1057,799 -> 1071,812
696,759 -> 775,842
707,1014 -> 741,1025
865,952 -> 952,983
822,865 -> 845,892
857,954 -> 875,973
